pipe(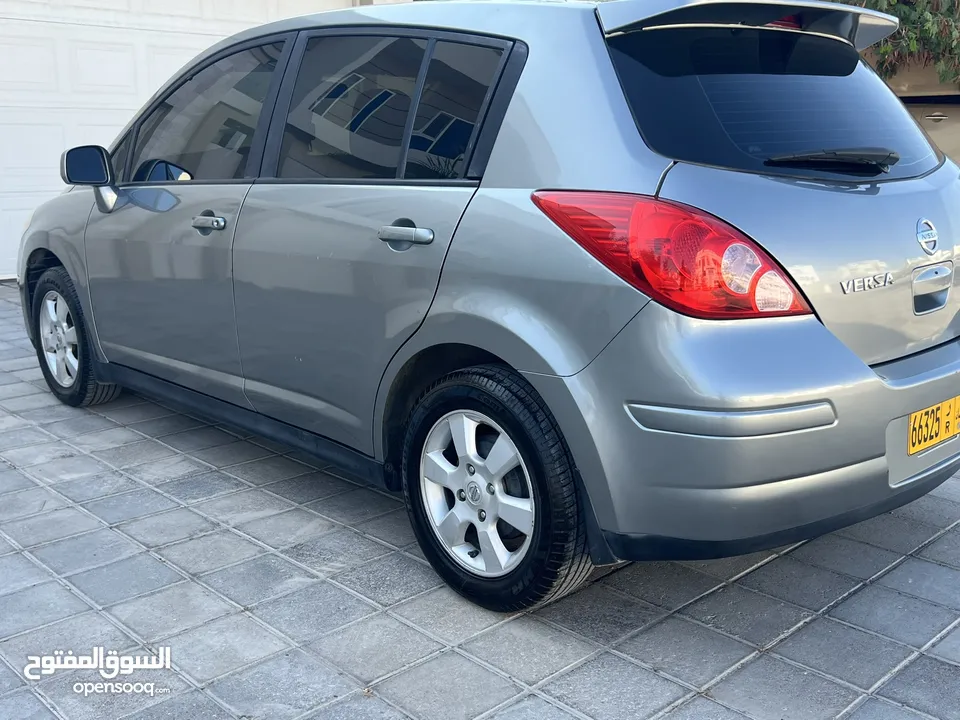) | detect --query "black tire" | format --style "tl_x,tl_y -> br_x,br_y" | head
401,364 -> 593,612
31,266 -> 121,407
